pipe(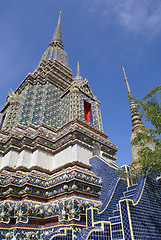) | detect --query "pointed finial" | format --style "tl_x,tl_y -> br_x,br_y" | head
122,66 -> 131,94
58,11 -> 62,24
77,61 -> 80,76
50,11 -> 63,49
122,66 -> 127,79
75,61 -> 83,80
